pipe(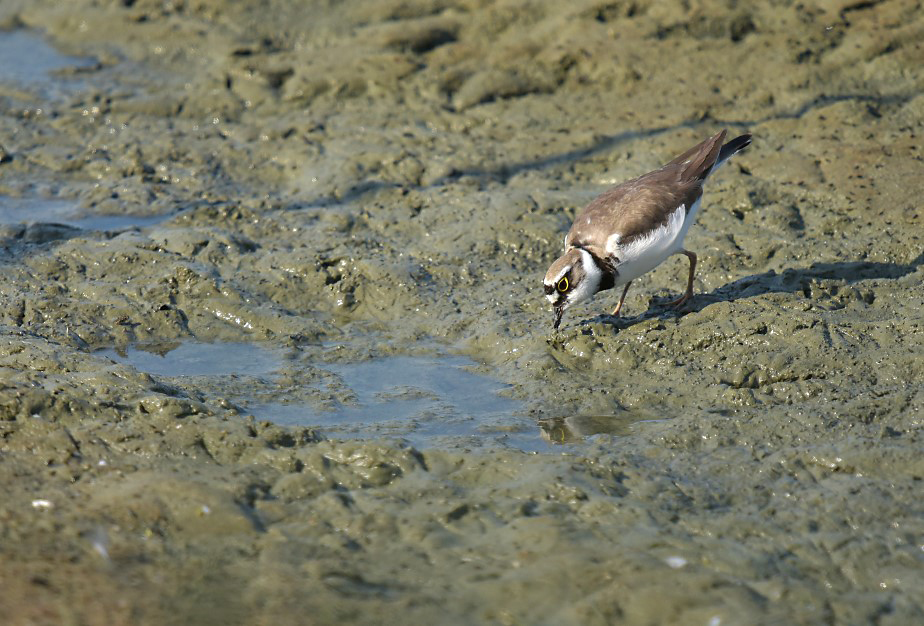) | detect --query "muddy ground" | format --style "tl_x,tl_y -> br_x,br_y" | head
1,0 -> 922,623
